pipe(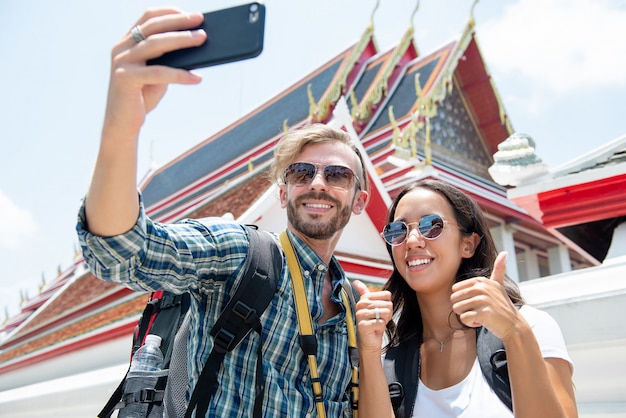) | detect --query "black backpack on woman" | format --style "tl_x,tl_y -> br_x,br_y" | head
383,327 -> 512,417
